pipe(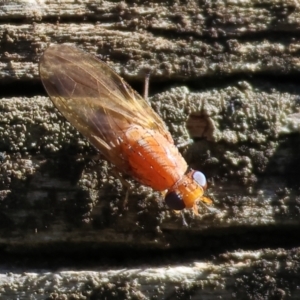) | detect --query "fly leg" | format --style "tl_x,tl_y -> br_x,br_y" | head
143,71 -> 151,103
193,200 -> 220,215
176,139 -> 193,149
90,155 -> 130,208
110,167 -> 133,210
180,211 -> 189,227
